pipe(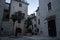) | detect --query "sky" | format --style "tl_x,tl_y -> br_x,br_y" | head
5,0 -> 39,15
